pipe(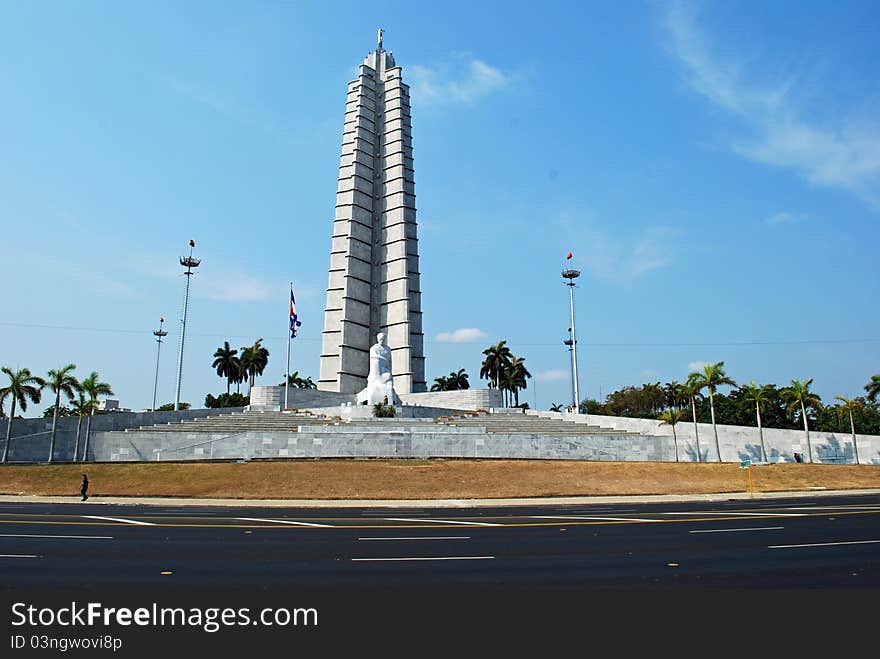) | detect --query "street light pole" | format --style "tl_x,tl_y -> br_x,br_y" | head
562,267 -> 581,412
152,317 -> 168,411
564,330 -> 576,409
174,240 -> 200,412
